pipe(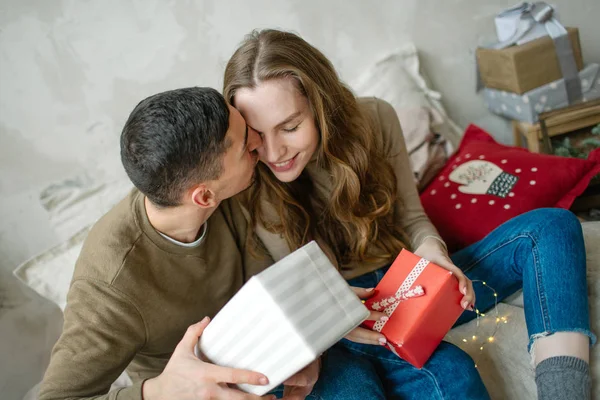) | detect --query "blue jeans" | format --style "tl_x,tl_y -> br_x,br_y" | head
332,208 -> 595,399
269,345 -> 385,399
270,337 -> 485,399
451,208 -> 596,351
